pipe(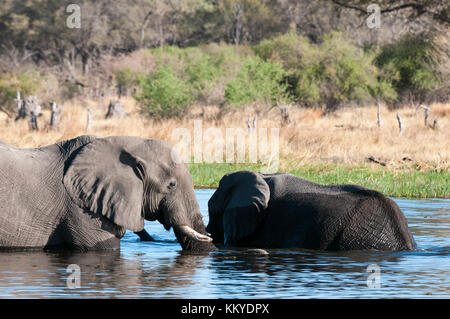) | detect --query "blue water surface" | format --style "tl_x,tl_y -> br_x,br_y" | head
0,190 -> 448,298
